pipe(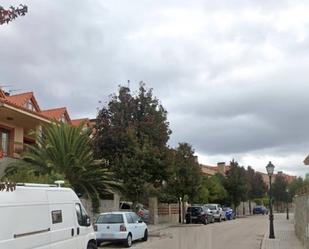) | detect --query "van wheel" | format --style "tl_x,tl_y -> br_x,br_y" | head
87,242 -> 97,249
142,229 -> 148,241
125,233 -> 133,247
